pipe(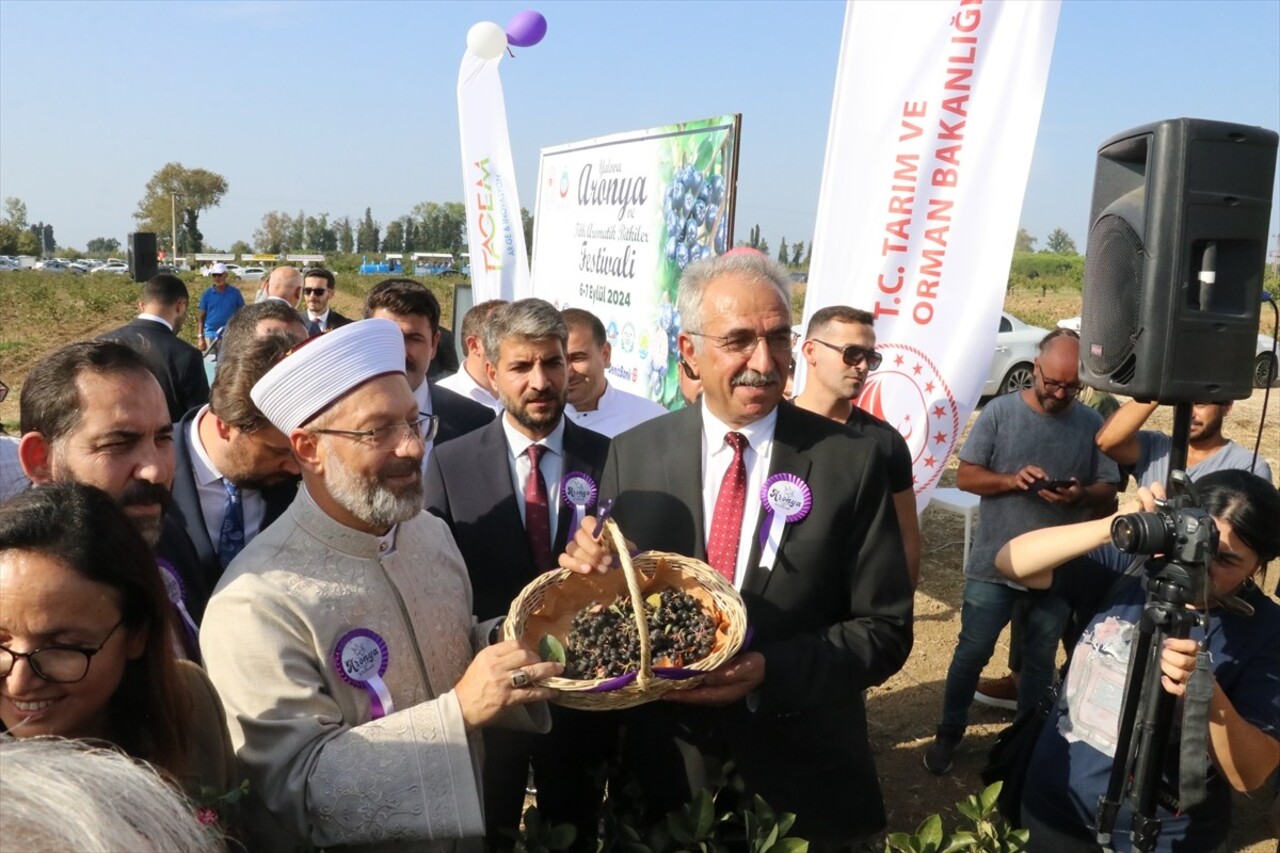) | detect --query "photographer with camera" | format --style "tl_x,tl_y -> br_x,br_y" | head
994,469 -> 1280,852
